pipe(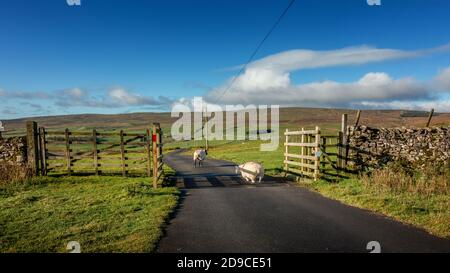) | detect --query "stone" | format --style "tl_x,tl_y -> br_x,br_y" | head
348,125 -> 449,170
